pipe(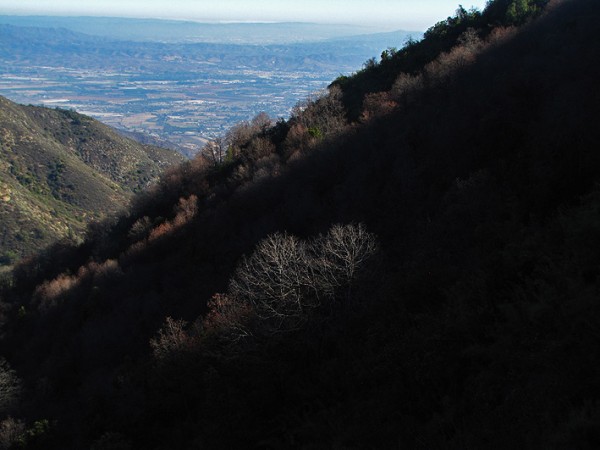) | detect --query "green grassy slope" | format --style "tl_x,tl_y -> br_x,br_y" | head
0,96 -> 184,265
